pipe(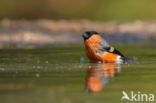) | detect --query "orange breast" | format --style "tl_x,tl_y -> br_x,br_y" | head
84,35 -> 117,62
